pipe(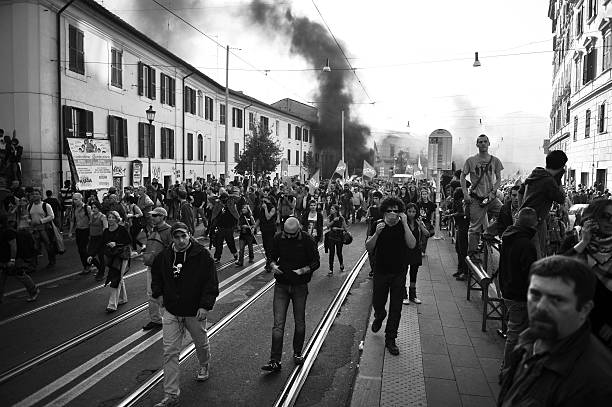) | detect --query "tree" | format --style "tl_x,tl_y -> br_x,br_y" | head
304,151 -> 317,176
234,123 -> 282,179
